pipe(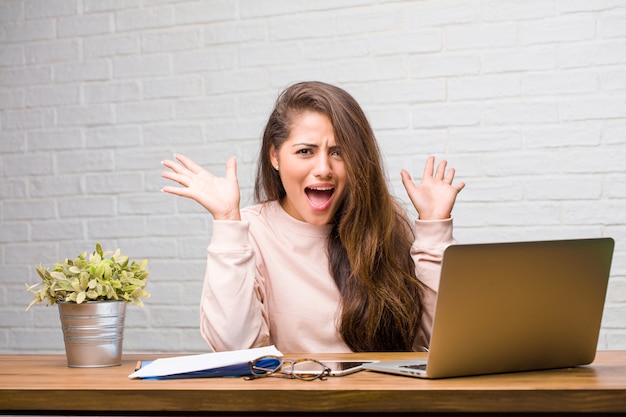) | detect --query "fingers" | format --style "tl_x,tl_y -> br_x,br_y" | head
424,156 -> 457,185
173,153 -> 203,174
443,166 -> 455,184
225,156 -> 237,181
422,155 -> 435,178
405,156 -> 464,191
435,159 -> 448,180
400,168 -> 415,193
